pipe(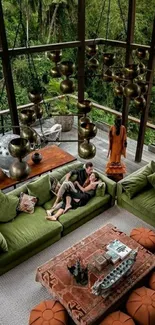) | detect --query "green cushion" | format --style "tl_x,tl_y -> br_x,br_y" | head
0,232 -> 8,252
60,174 -> 77,184
0,191 -> 19,222
121,173 -> 149,199
27,174 -> 51,206
96,182 -> 106,197
147,173 -> 155,188
50,161 -> 83,182
151,161 -> 155,173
